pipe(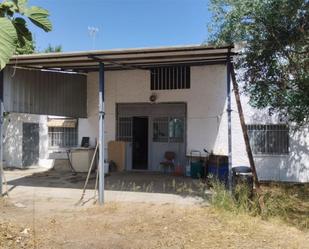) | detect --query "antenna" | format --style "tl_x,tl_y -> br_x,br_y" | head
88,26 -> 99,50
